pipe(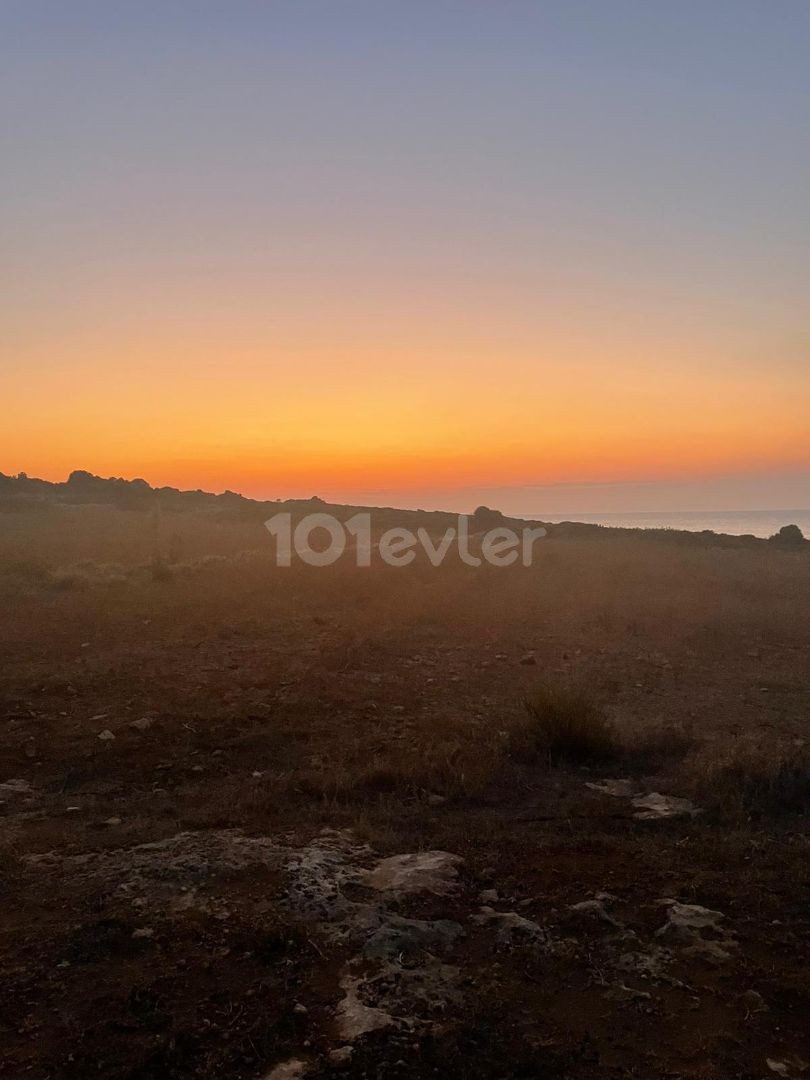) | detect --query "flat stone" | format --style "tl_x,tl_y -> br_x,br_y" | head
130,717 -> 155,732
365,851 -> 463,895
655,900 -> 726,939
568,899 -> 622,928
335,975 -> 397,1040
632,793 -> 701,820
328,1046 -> 353,1068
655,899 -> 736,959
0,779 -> 32,798
362,916 -> 464,961
263,1060 -> 309,1080
472,907 -> 552,949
